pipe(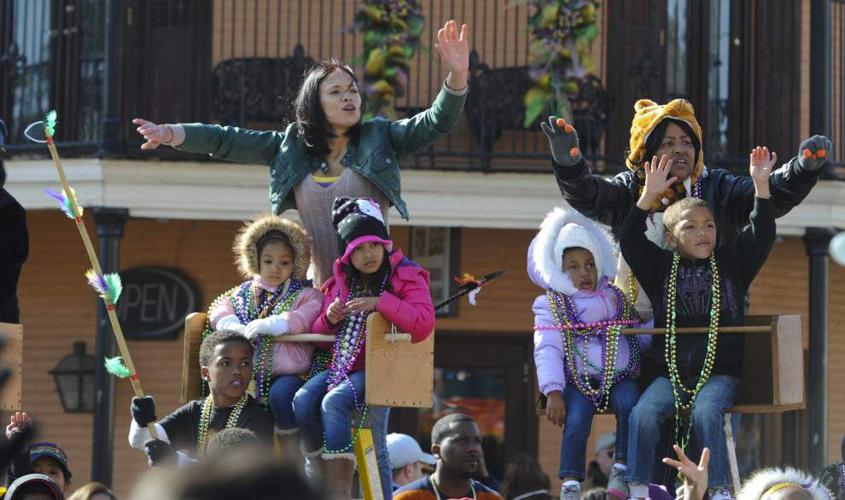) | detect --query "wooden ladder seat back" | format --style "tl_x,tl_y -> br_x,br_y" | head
181,312 -> 434,409
535,315 -> 805,415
